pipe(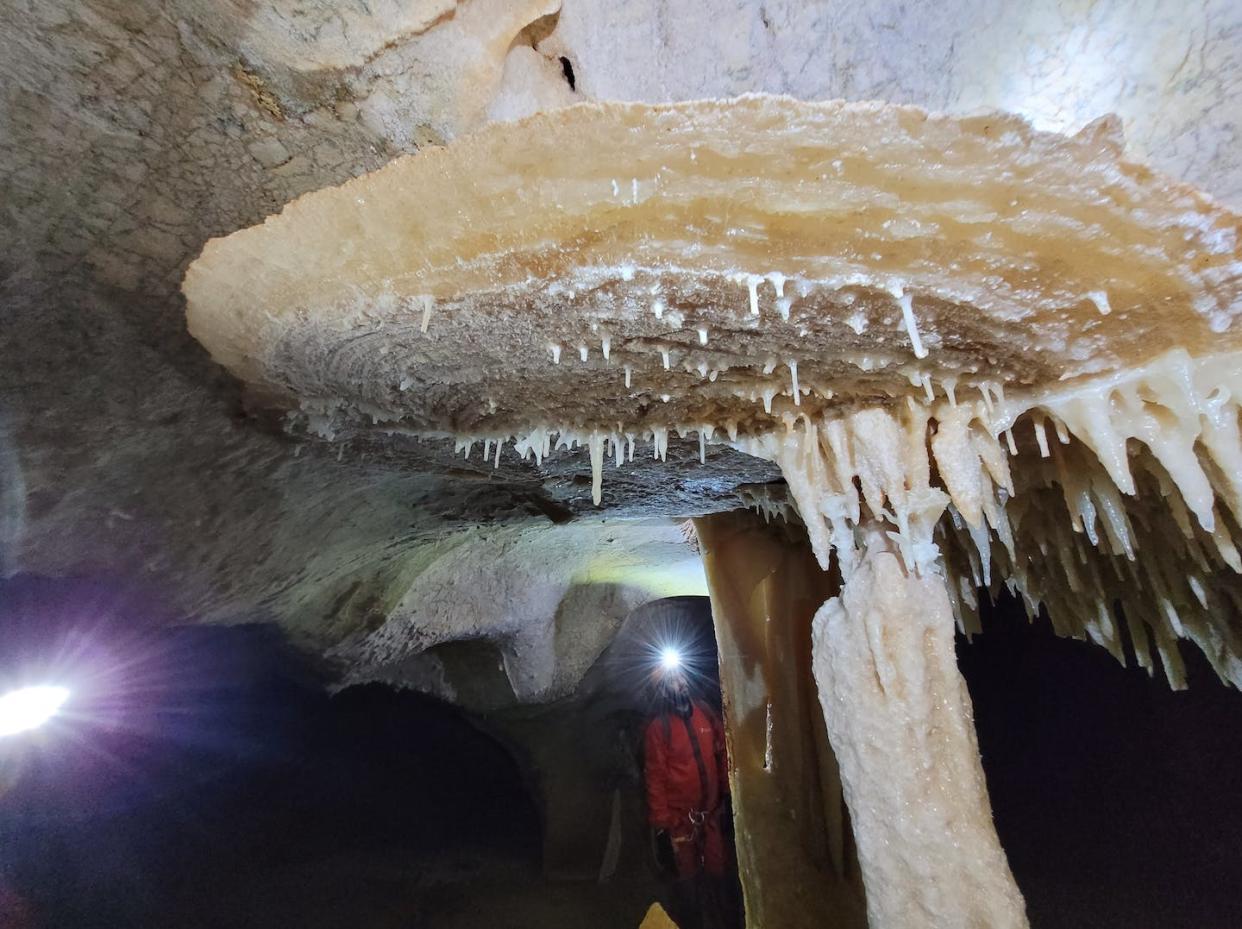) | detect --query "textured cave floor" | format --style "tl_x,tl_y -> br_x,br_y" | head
166,846 -> 658,929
